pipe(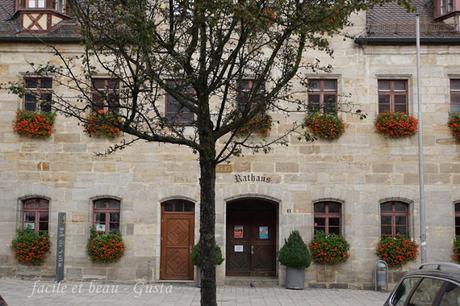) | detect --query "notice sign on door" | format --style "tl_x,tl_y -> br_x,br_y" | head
234,245 -> 244,252
259,226 -> 269,239
234,225 -> 244,238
